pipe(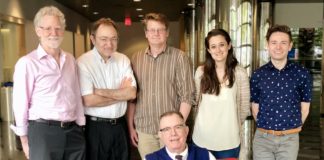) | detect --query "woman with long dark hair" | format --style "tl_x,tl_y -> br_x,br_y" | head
192,29 -> 250,159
